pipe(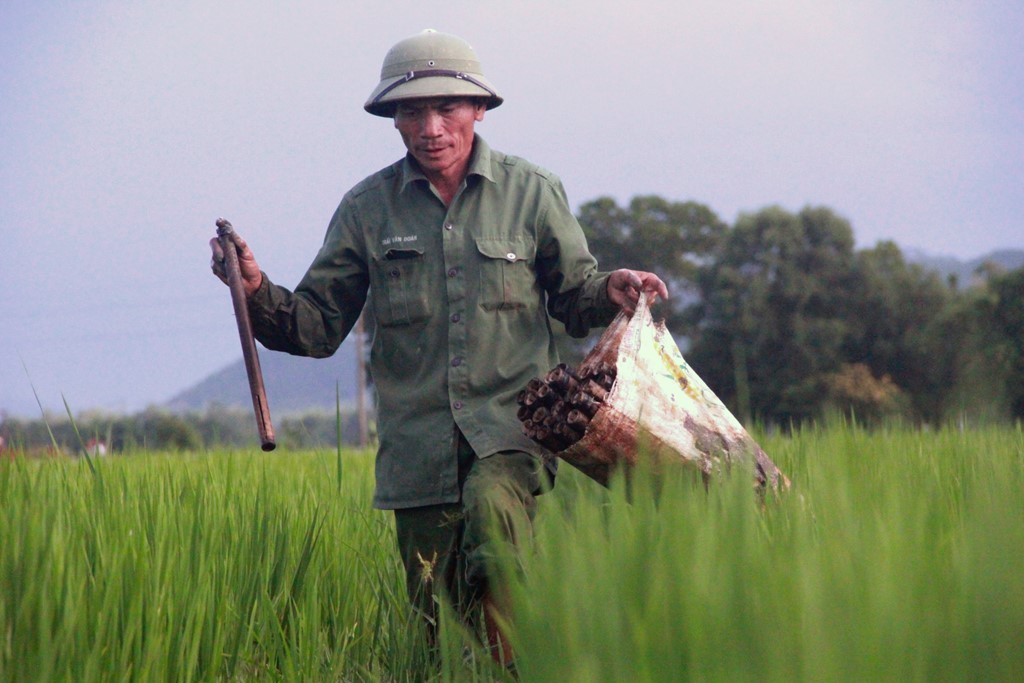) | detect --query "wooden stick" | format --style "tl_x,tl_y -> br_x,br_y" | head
216,218 -> 276,451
